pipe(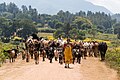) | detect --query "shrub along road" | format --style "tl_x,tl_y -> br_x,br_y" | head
0,56 -> 118,80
